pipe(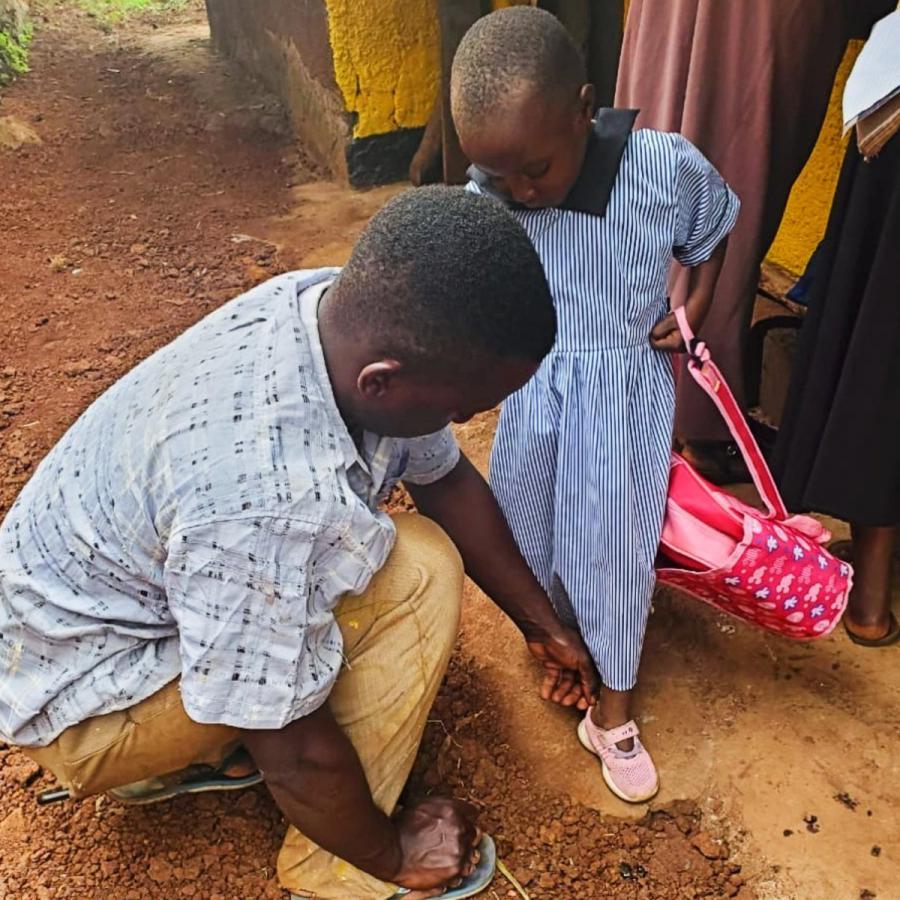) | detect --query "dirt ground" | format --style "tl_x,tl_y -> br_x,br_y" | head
0,4 -> 897,899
